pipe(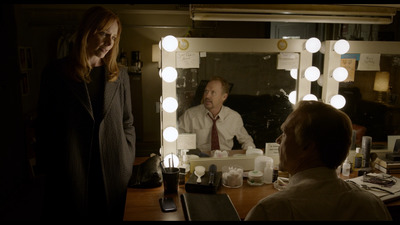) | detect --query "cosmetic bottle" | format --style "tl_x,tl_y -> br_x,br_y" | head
342,157 -> 351,177
263,157 -> 274,184
361,136 -> 372,167
353,147 -> 363,169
